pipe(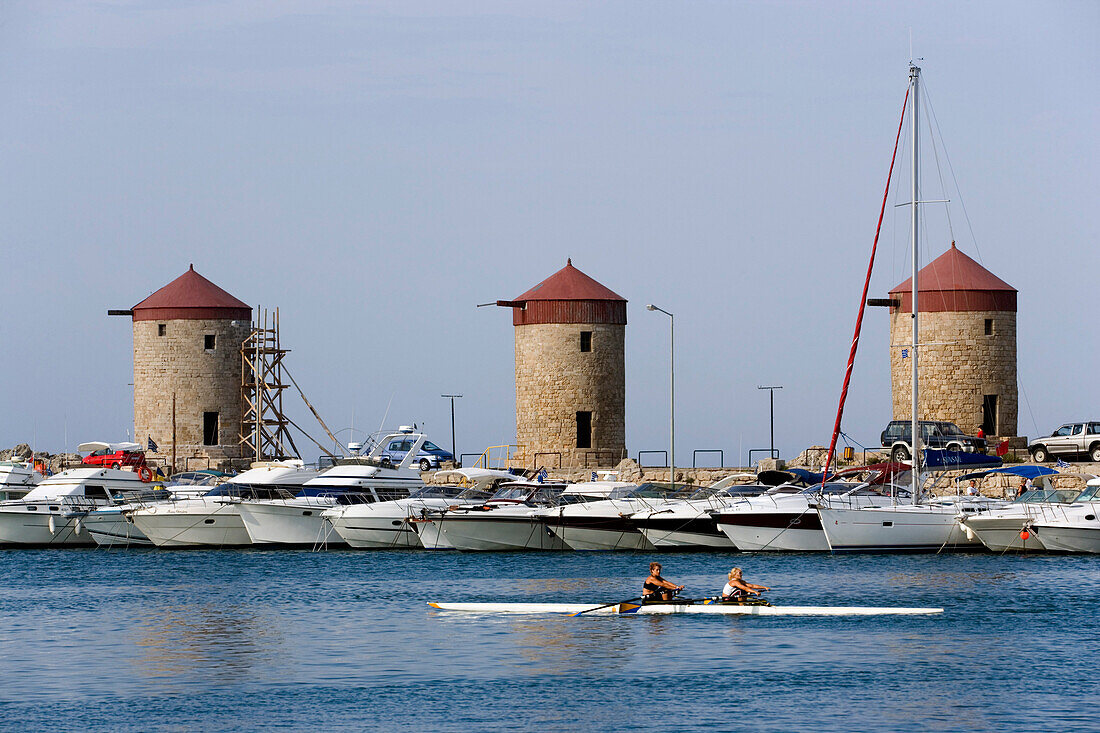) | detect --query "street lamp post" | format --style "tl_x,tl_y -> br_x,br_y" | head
757,385 -> 783,459
441,394 -> 462,461
646,305 -> 674,491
